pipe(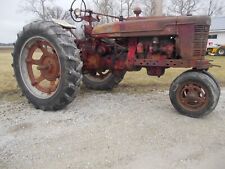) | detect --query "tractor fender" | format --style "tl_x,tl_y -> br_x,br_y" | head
52,19 -> 76,29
